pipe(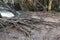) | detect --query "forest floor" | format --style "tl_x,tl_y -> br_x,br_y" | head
0,11 -> 60,40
